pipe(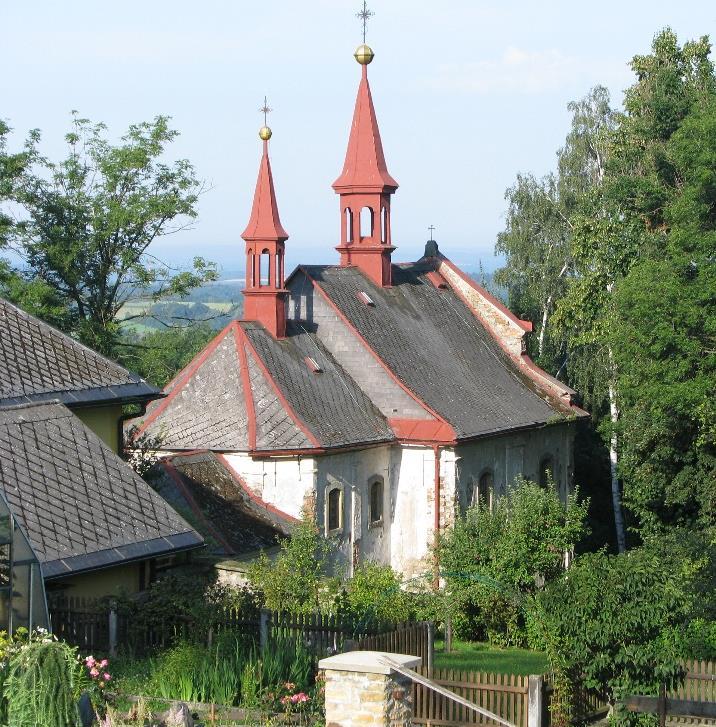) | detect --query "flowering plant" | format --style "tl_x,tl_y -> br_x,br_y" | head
263,680 -> 313,720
